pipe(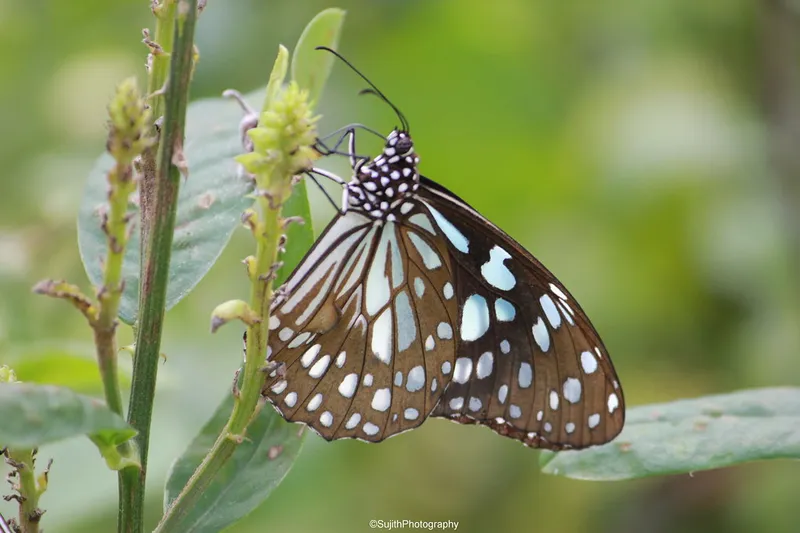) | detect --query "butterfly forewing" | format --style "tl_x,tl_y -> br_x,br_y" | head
264,211 -> 459,441
418,178 -> 624,449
